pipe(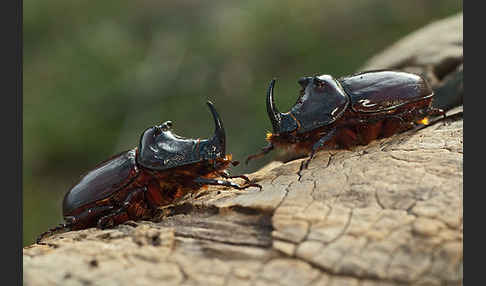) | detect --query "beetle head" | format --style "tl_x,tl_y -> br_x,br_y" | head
137,101 -> 226,170
266,75 -> 349,135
